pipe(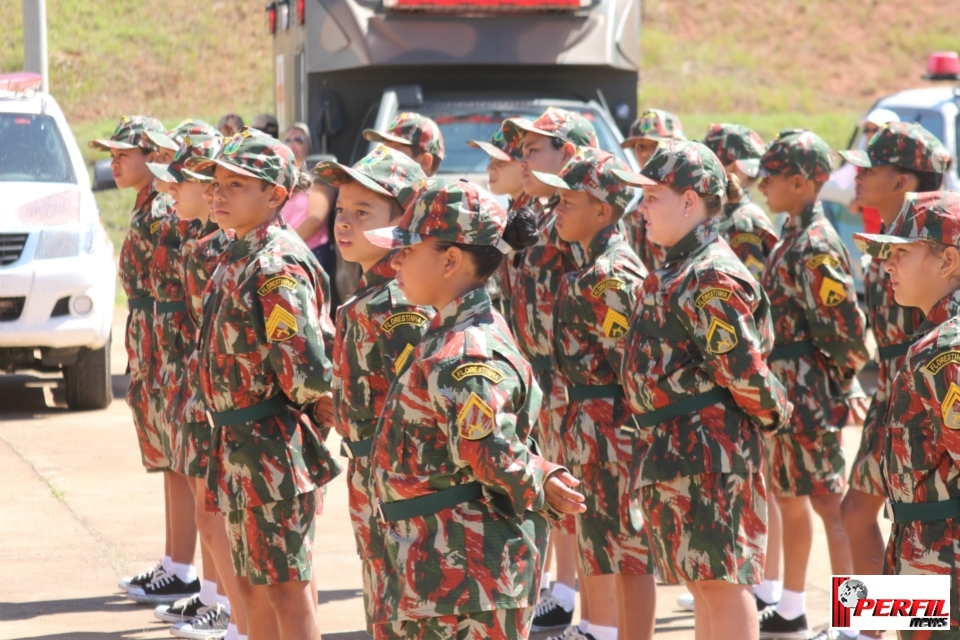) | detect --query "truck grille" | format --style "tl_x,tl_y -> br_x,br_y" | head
0,297 -> 25,321
0,233 -> 29,266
